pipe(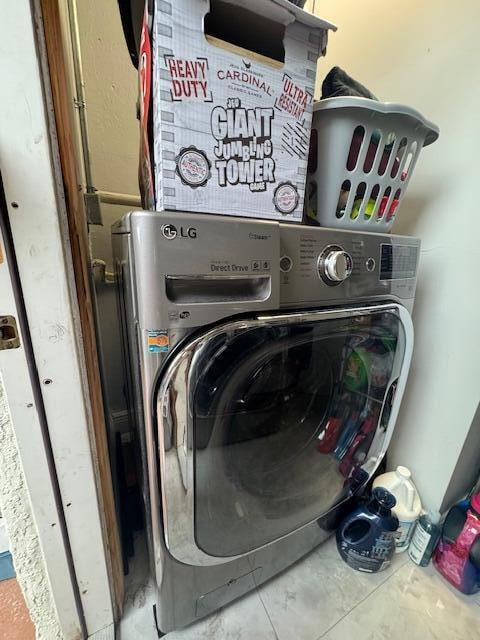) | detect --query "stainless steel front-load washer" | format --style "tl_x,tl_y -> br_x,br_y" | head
112,211 -> 419,634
